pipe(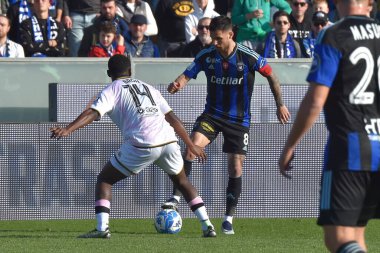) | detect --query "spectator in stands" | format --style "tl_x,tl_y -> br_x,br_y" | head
313,0 -> 329,12
214,0 -> 234,16
185,0 -> 219,43
49,0 -> 63,22
231,0 -> 291,51
302,10 -> 329,58
88,21 -> 125,57
116,0 -> 157,36
0,14 -> 25,57
261,10 -> 301,58
0,0 -> 9,14
326,0 -> 339,22
155,0 -> 194,57
181,16 -> 211,57
124,14 -> 159,57
19,0 -> 65,56
78,0 -> 129,57
312,0 -> 333,25
63,0 -> 101,57
6,0 -> 33,42
288,0 -> 313,57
